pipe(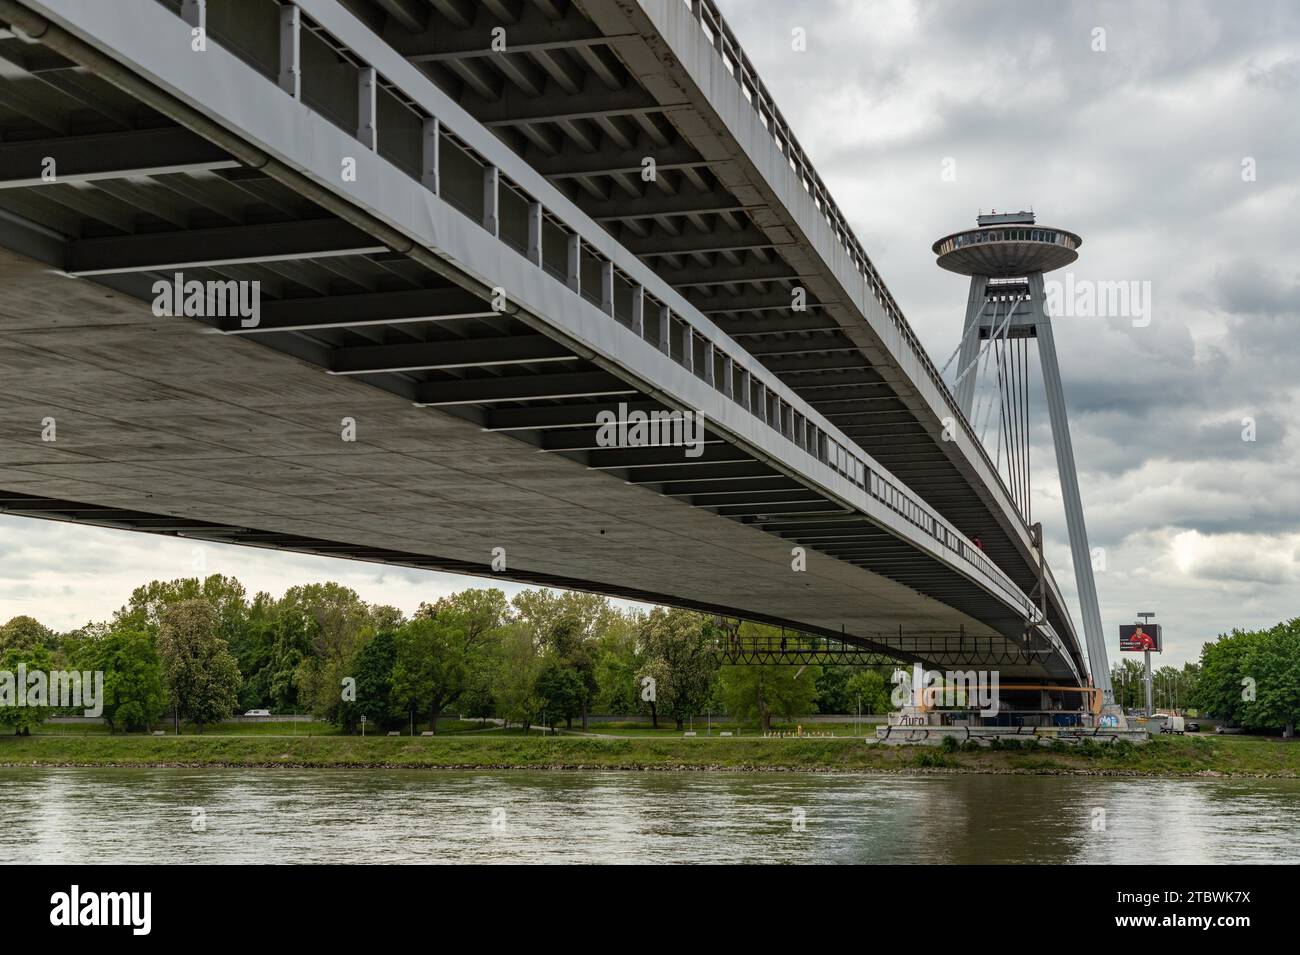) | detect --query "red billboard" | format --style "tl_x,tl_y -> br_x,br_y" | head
1119,624 -> 1161,652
